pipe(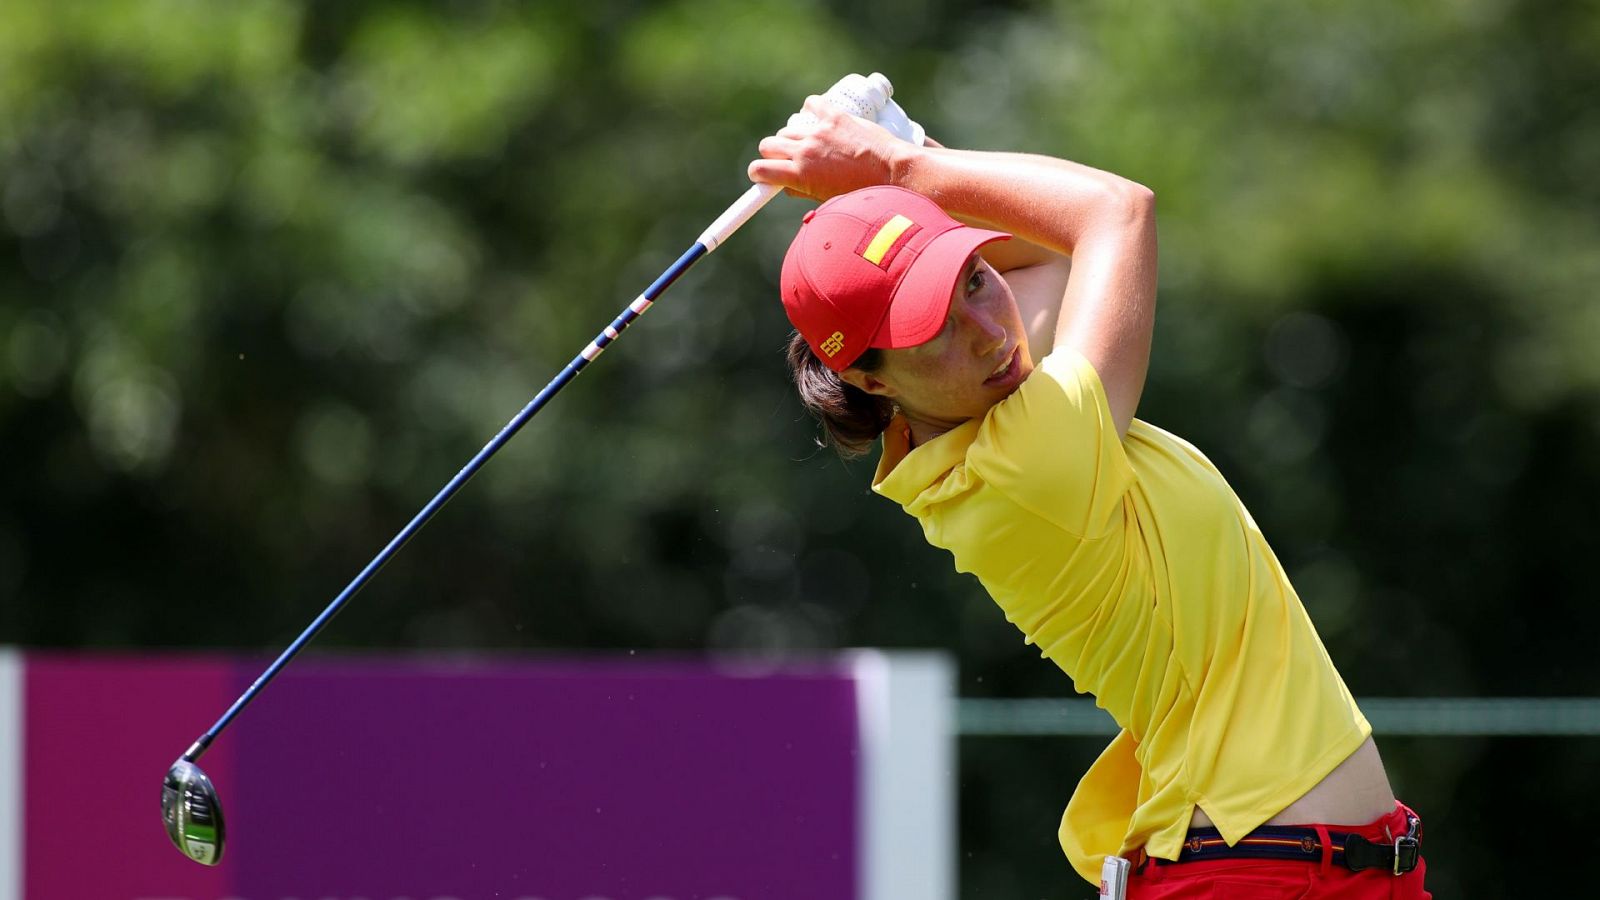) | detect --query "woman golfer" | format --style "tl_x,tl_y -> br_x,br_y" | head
750,97 -> 1431,898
